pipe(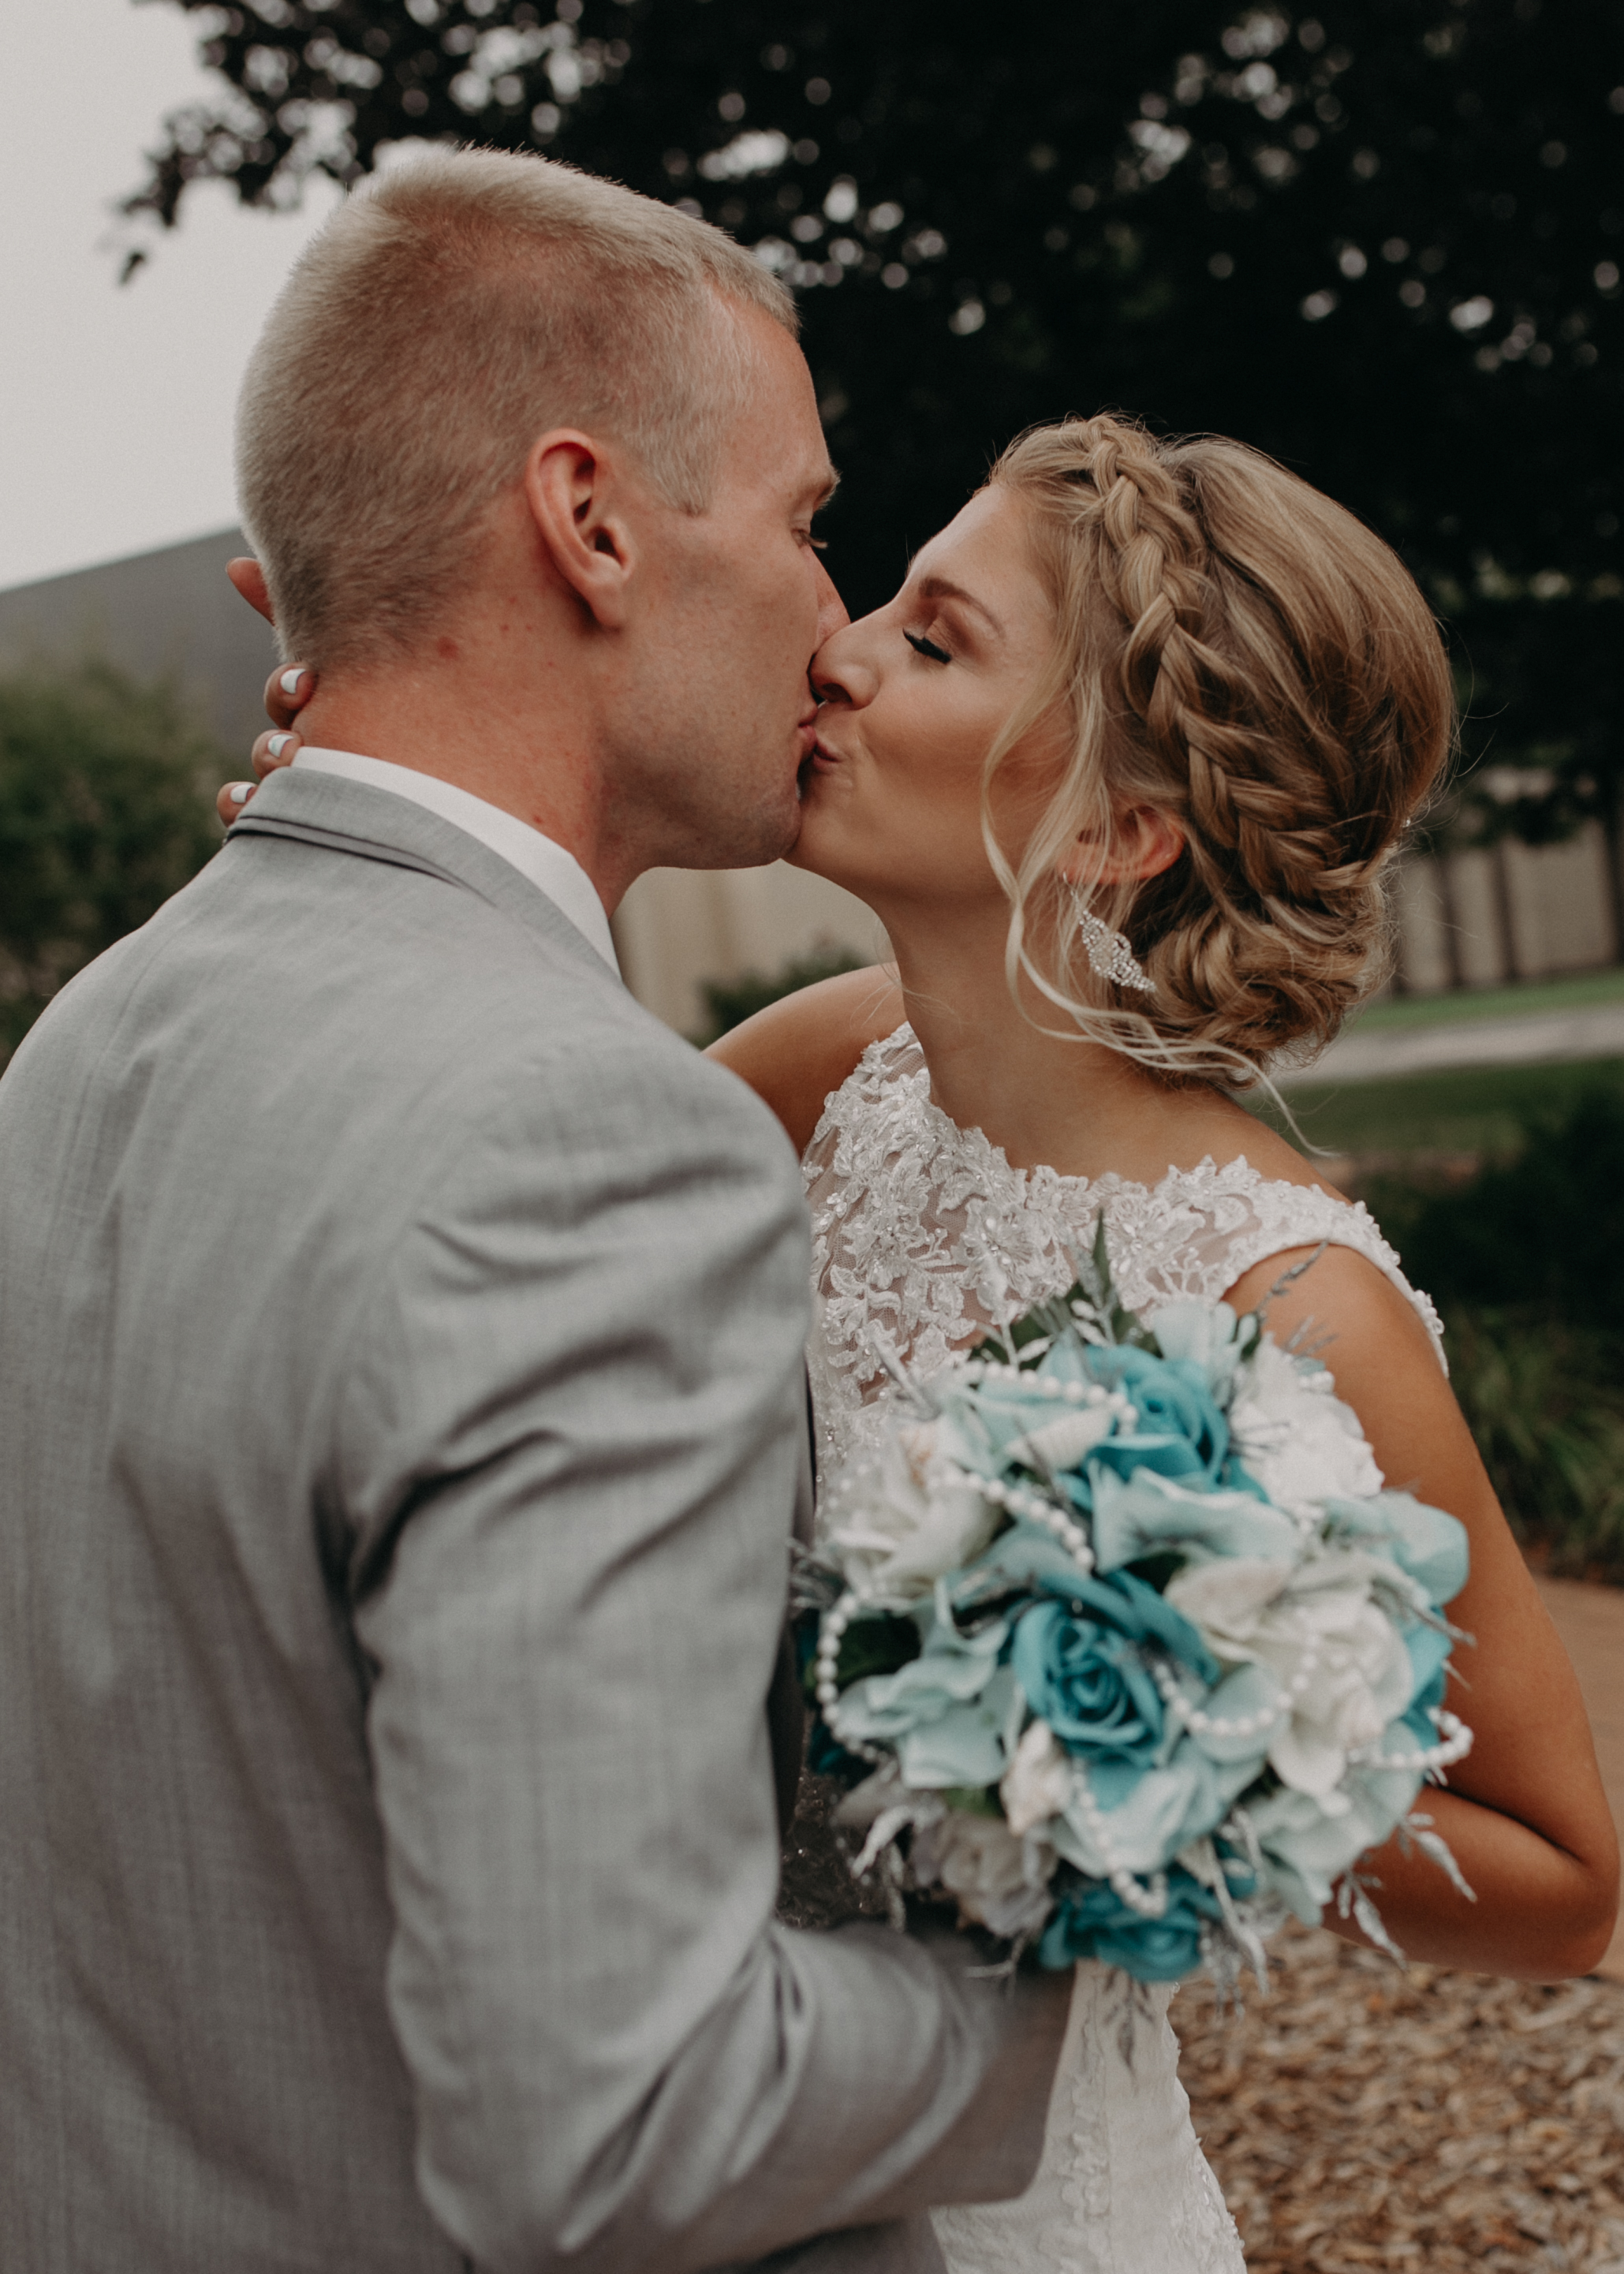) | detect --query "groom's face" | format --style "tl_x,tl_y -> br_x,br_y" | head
610,304 -> 842,873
